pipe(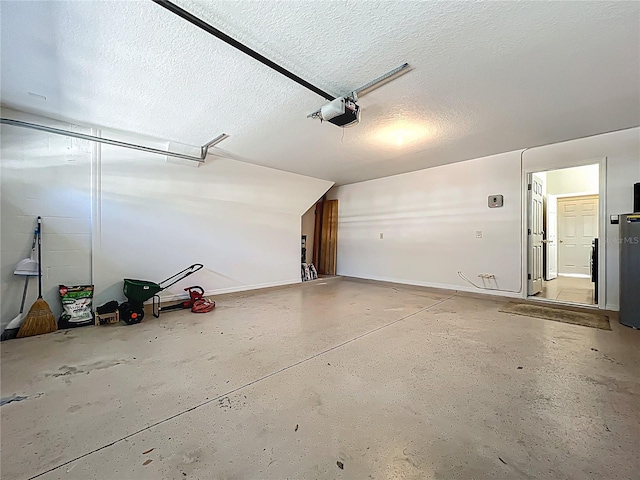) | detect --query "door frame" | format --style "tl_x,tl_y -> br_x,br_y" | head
545,193 -> 558,281
521,158 -> 606,308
